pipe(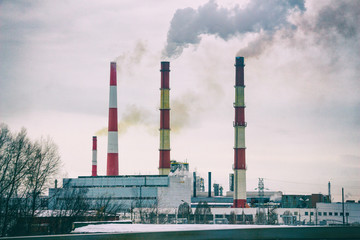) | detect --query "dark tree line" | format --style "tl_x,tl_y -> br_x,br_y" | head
0,124 -> 61,236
